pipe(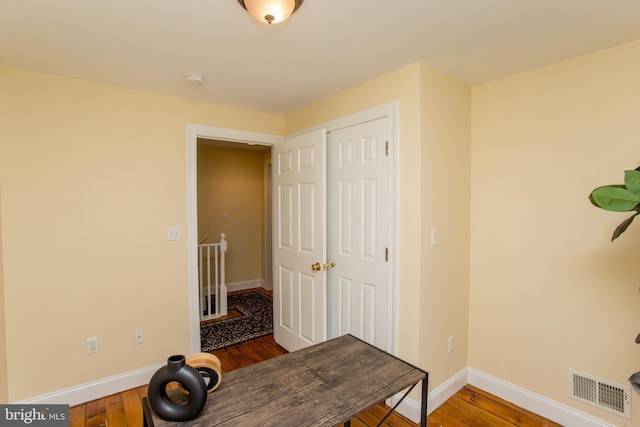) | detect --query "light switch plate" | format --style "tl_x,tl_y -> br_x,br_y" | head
167,226 -> 182,241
